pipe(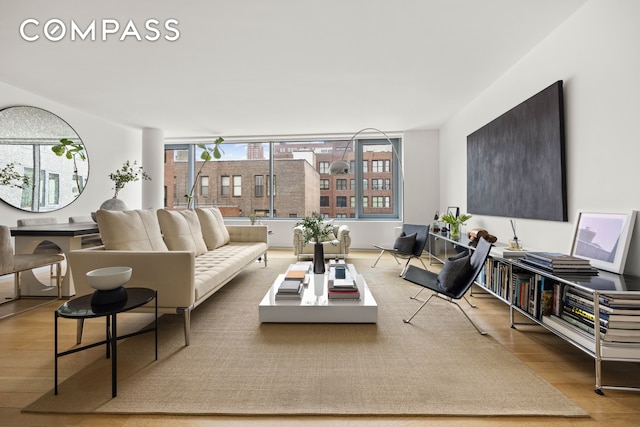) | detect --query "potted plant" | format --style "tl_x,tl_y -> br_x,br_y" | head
440,212 -> 472,239
109,160 -> 151,198
296,212 -> 334,274
98,160 -> 151,213
184,137 -> 224,209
